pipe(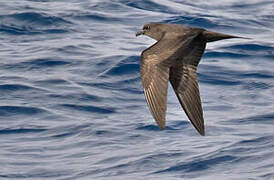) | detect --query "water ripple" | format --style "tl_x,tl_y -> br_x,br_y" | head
0,12 -> 72,35
59,104 -> 115,114
0,128 -> 46,135
0,106 -> 47,116
3,58 -> 71,71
